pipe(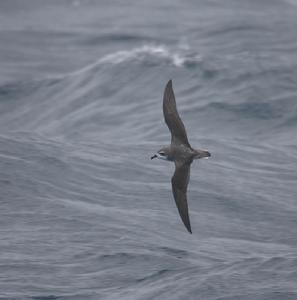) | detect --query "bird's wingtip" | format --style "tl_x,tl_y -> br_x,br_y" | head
167,79 -> 173,87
